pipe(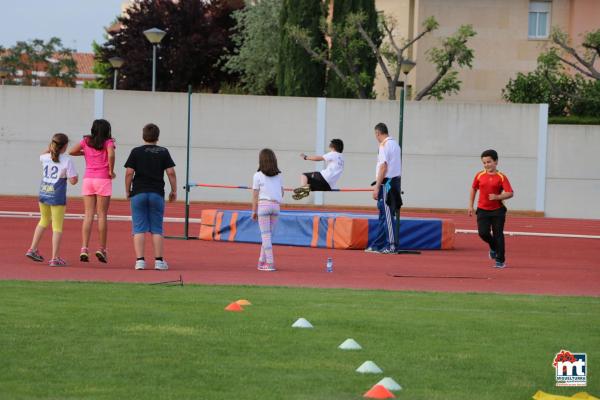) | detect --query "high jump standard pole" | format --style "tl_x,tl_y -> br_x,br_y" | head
166,84 -> 194,240
184,84 -> 192,239
396,63 -> 420,255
